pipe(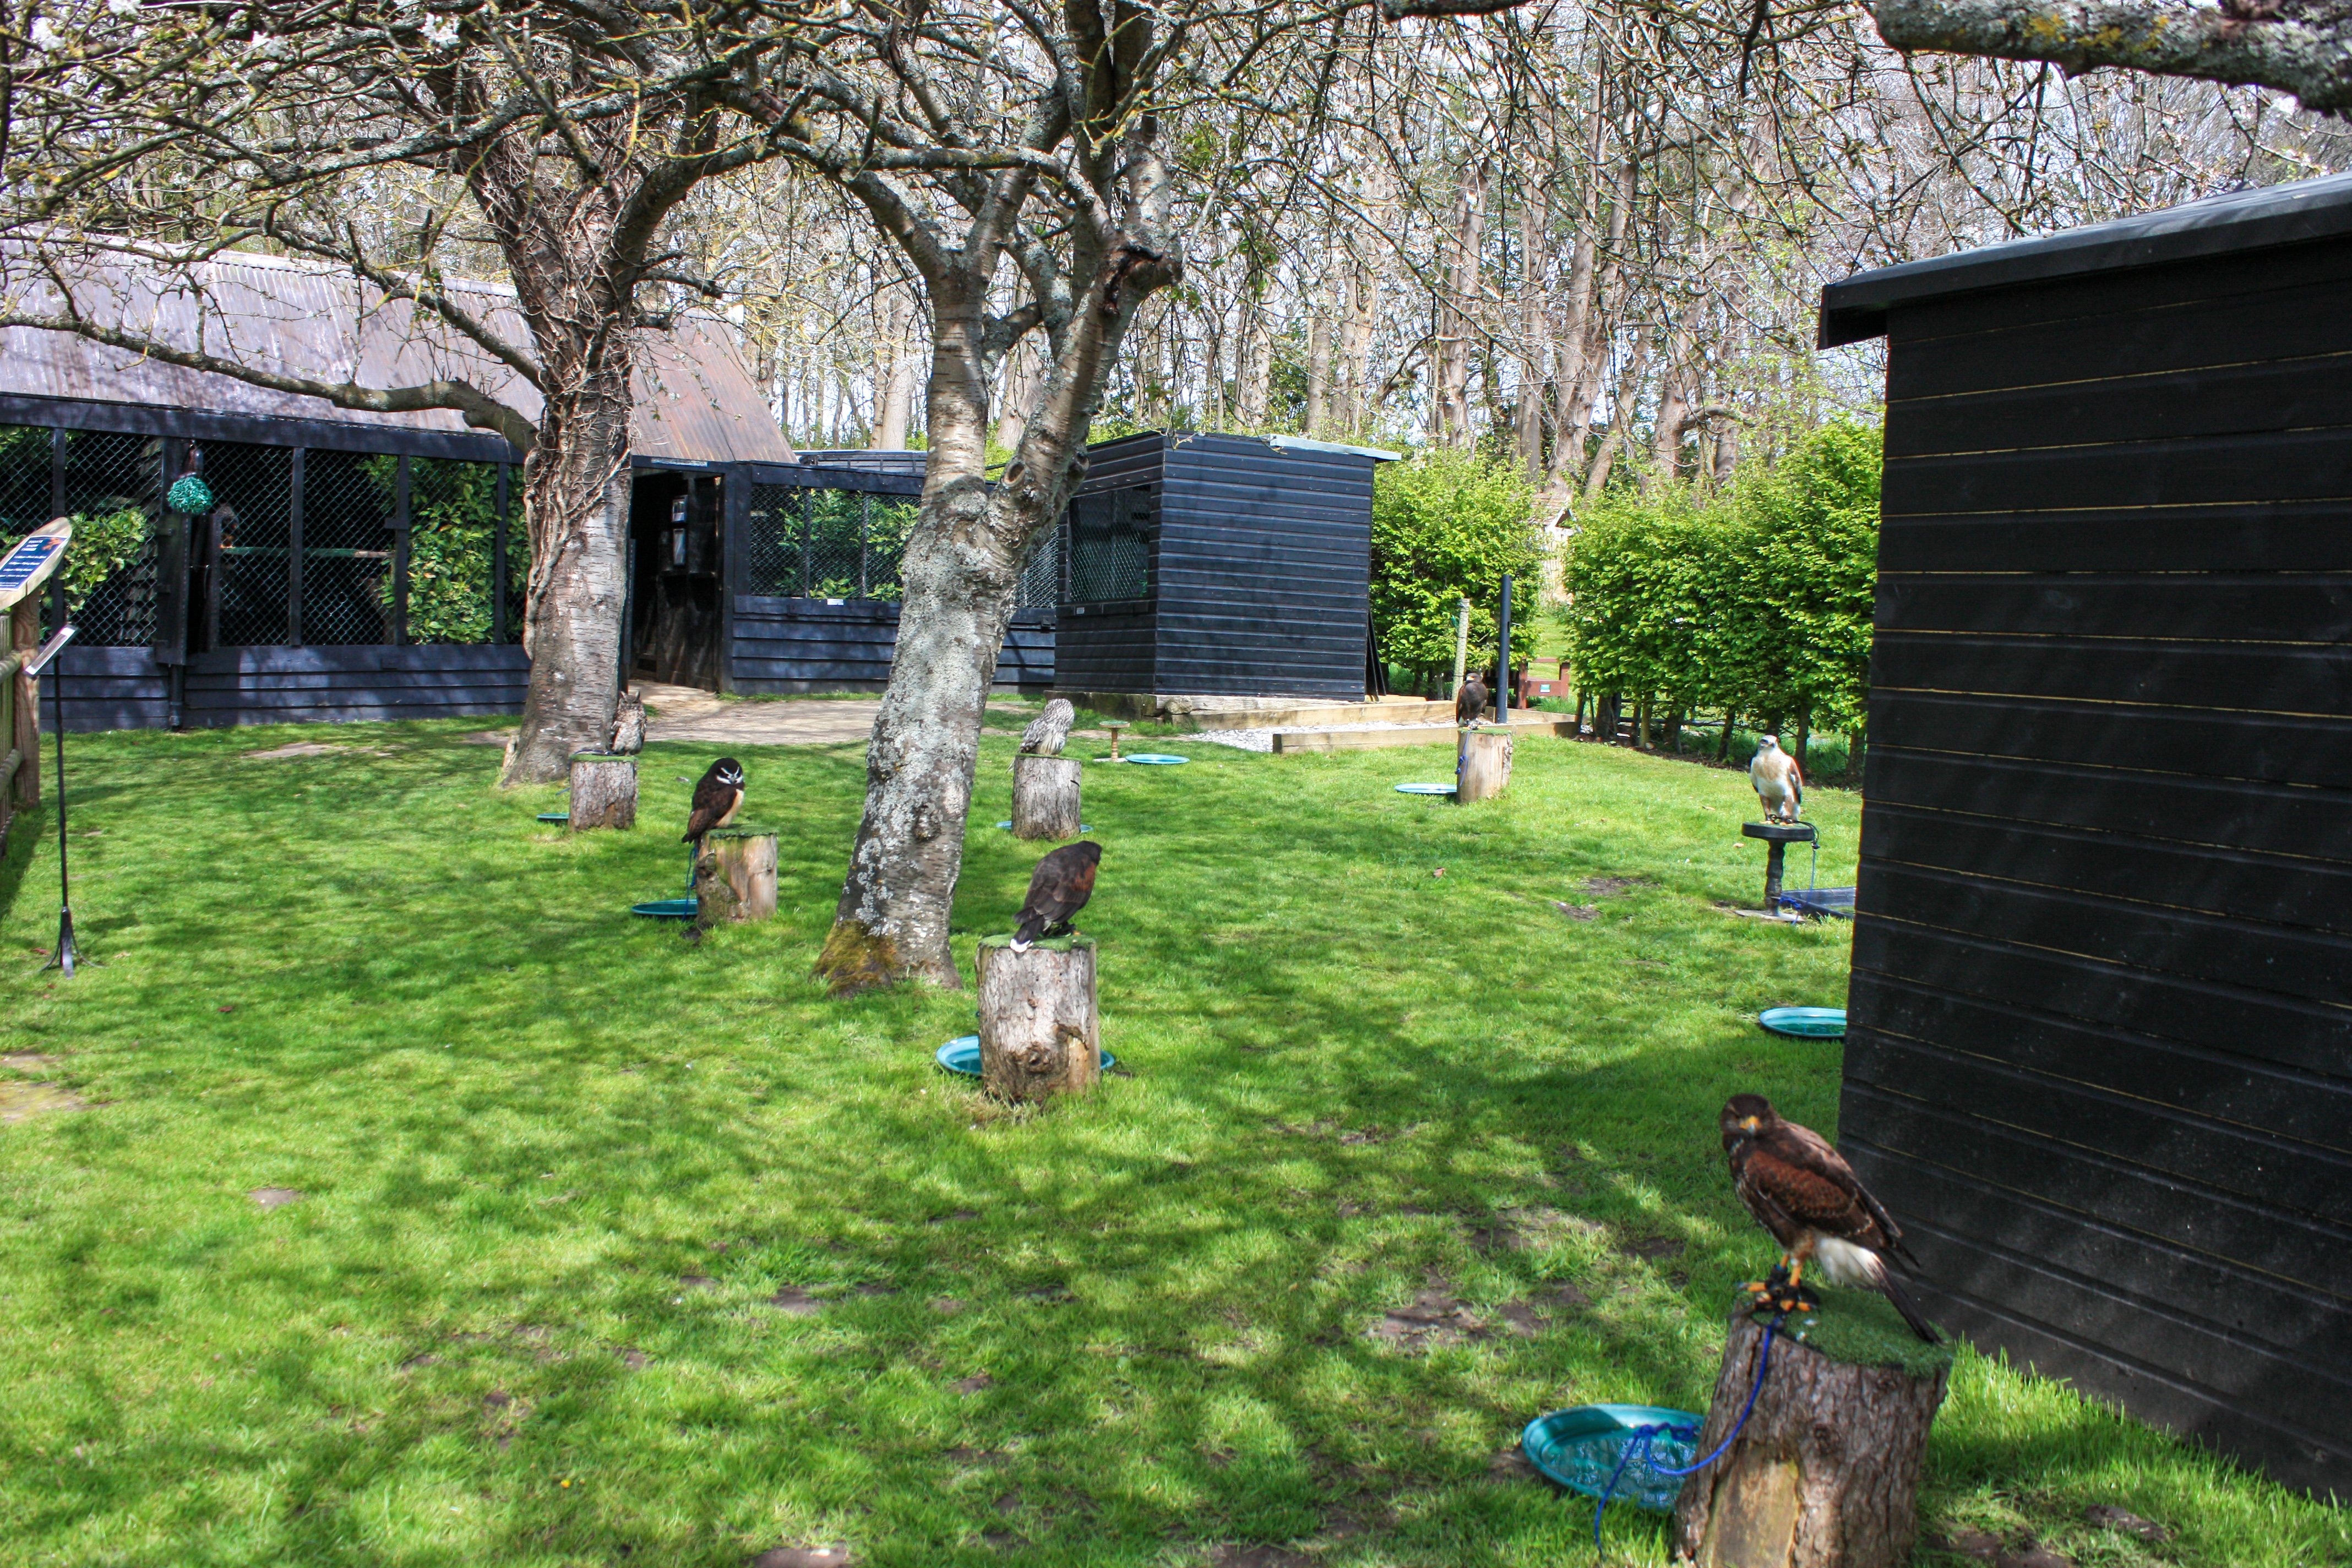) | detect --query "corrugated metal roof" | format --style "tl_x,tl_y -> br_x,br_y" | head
0,244 -> 793,464
1818,171 -> 2352,348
